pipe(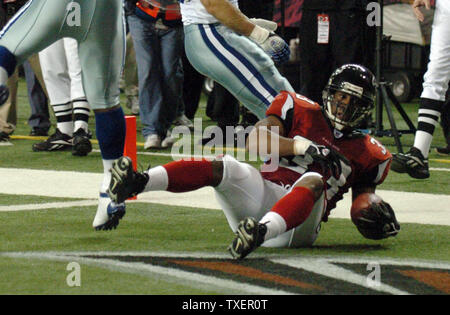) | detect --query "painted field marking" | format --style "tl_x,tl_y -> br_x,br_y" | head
2,251 -> 449,295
